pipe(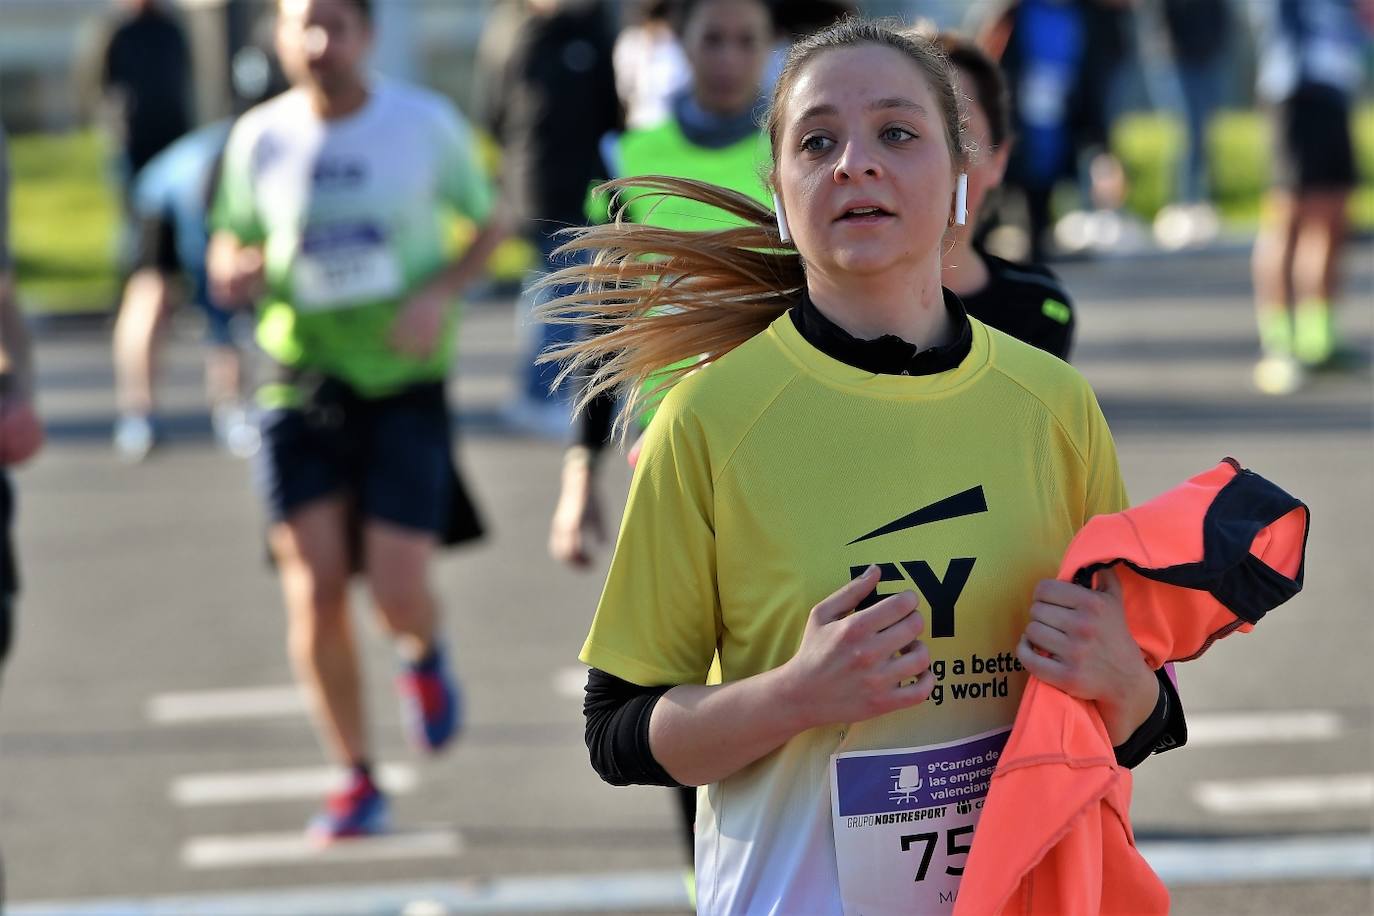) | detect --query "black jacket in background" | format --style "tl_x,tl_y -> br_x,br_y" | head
101,6 -> 193,176
477,0 -> 622,230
